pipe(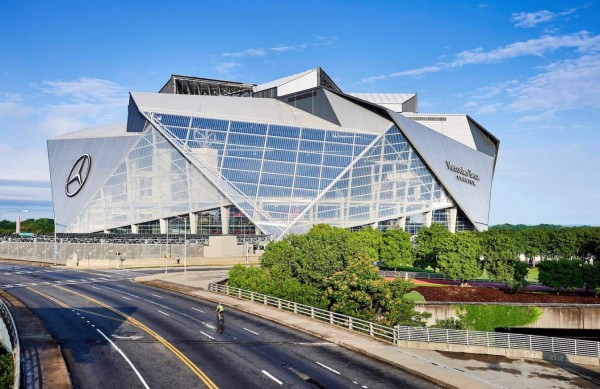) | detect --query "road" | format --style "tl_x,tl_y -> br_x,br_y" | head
0,262 -> 438,388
